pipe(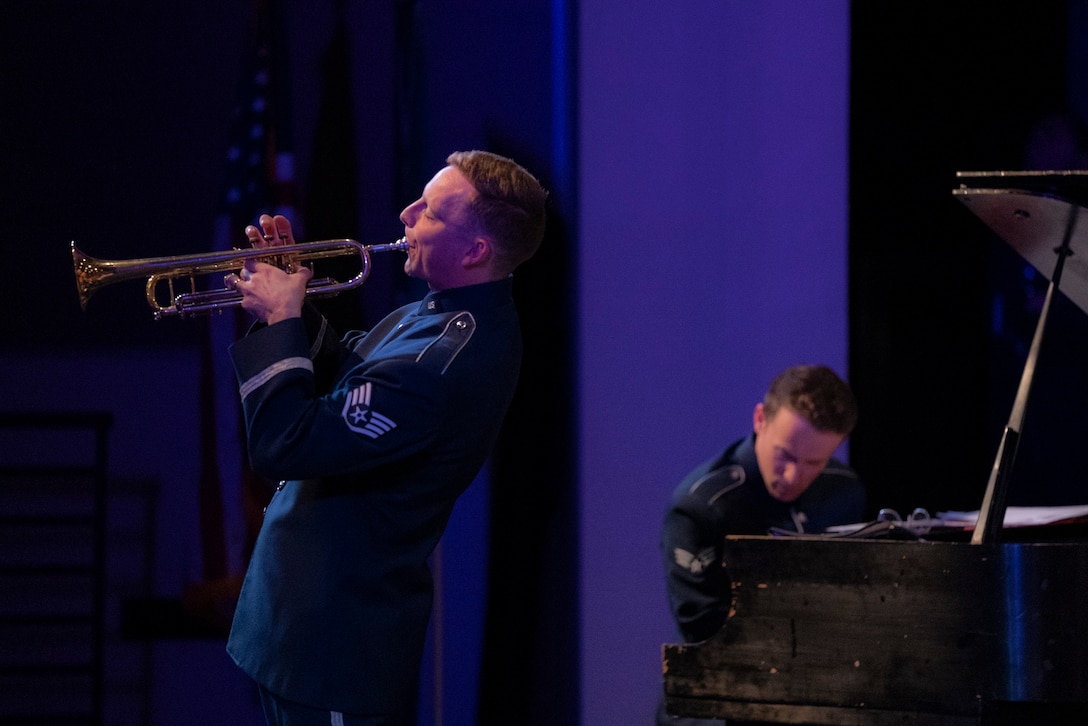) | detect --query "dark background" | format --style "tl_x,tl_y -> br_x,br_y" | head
850,1 -> 1088,516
